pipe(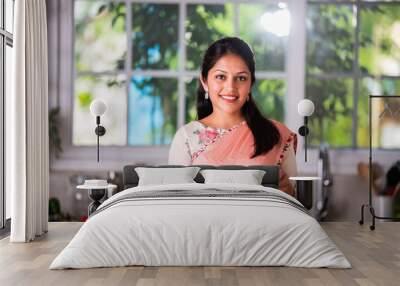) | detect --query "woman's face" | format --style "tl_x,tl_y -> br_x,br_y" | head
201,53 -> 252,116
